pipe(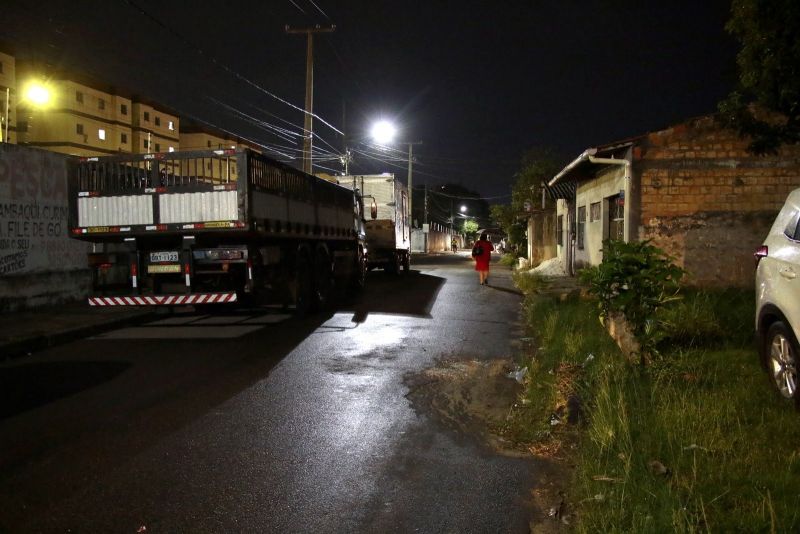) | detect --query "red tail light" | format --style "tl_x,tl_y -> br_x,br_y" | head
184,263 -> 191,275
130,262 -> 138,277
754,245 -> 768,266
